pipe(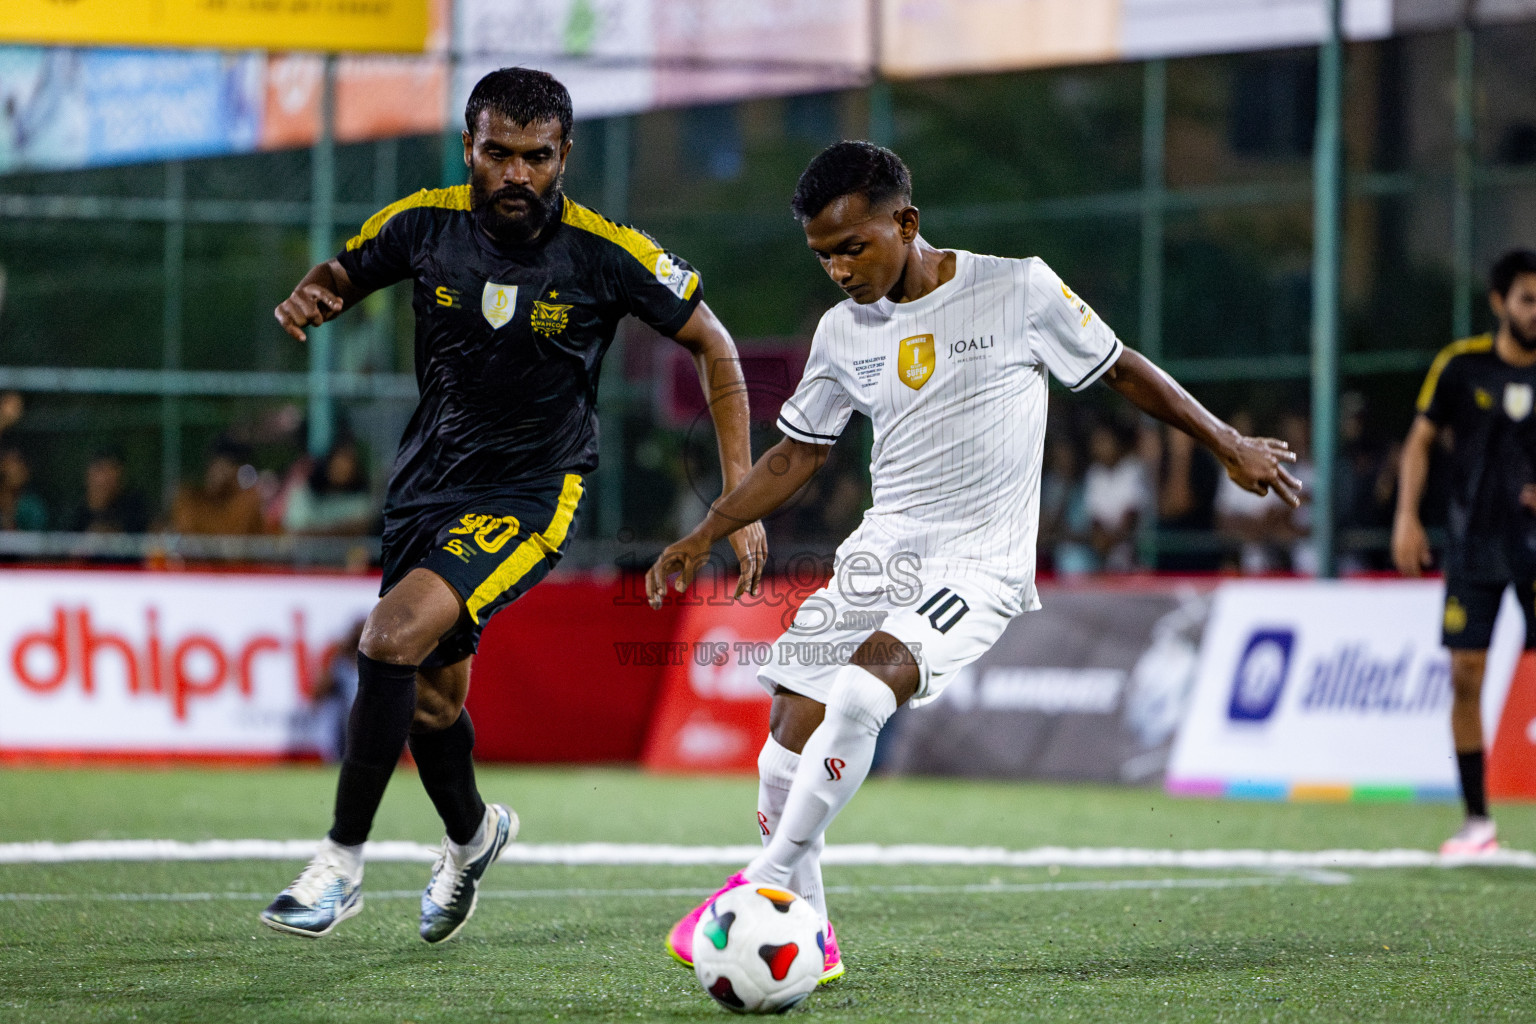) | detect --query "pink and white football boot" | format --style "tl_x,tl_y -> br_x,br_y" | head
666,872 -> 846,982
664,872 -> 751,967
1440,816 -> 1498,856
